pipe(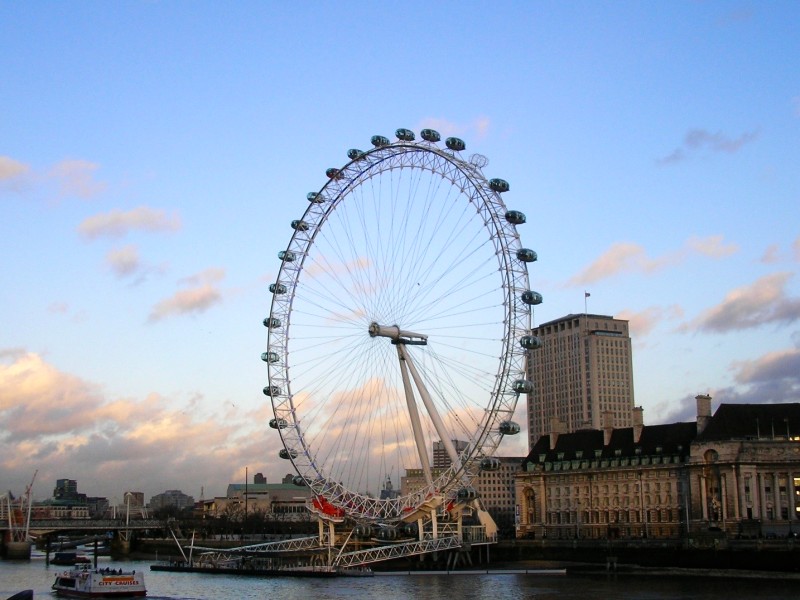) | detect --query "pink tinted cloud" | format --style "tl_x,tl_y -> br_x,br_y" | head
78,206 -> 182,240
49,159 -> 108,199
681,272 -> 800,333
148,268 -> 225,322
618,305 -> 684,338
568,235 -> 737,286
106,245 -> 141,277
0,351 -> 279,499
